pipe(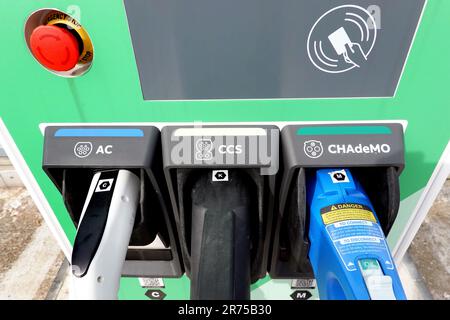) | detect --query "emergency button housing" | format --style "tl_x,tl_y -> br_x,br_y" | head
25,9 -> 94,76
